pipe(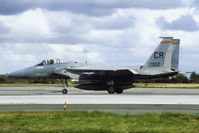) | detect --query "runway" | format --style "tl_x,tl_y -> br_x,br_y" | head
0,94 -> 199,114
1,104 -> 199,114
0,86 -> 199,114
1,86 -> 199,95
1,95 -> 199,104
